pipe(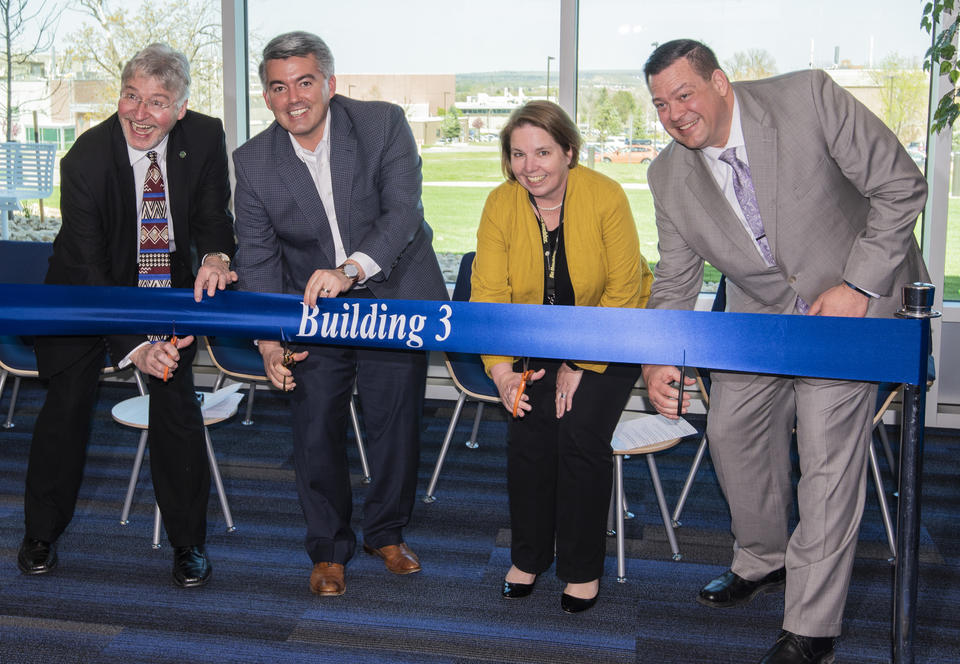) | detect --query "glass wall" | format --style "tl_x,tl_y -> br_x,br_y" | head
1,0 -> 224,242
246,0 -> 560,270
577,0 -> 931,290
